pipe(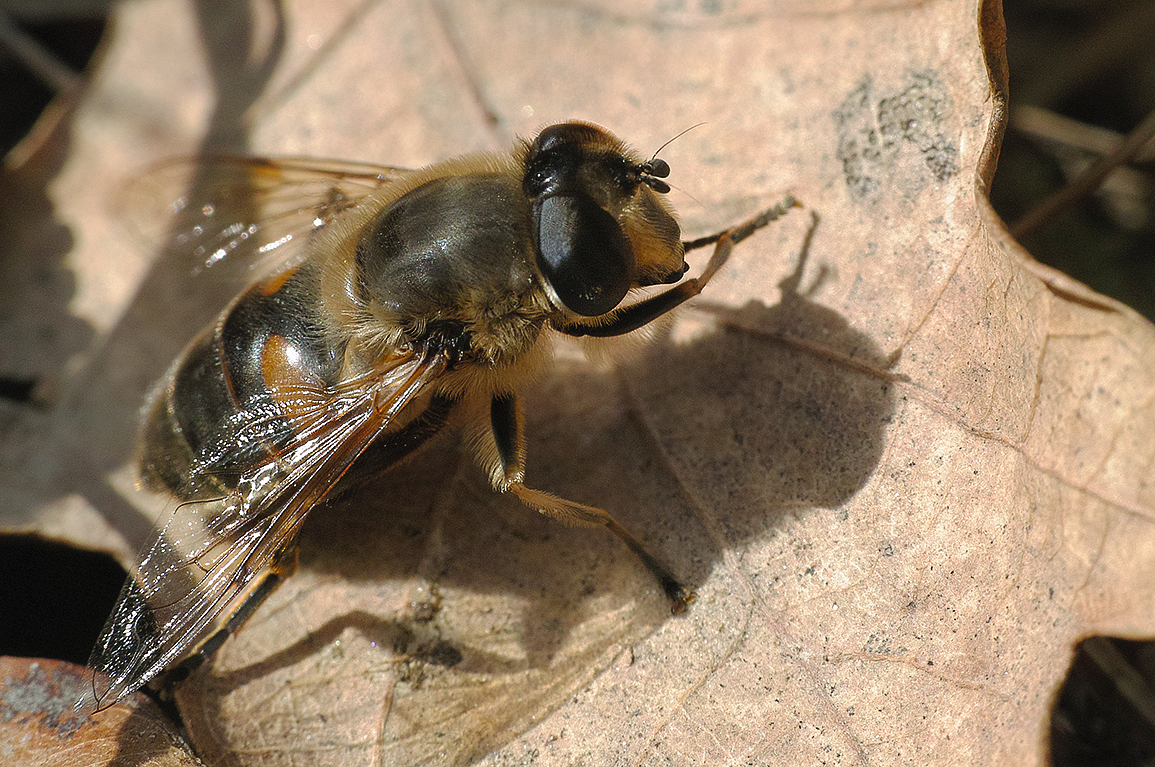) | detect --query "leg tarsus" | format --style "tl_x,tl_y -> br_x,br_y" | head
488,394 -> 695,613
603,518 -> 696,614
505,481 -> 695,614
681,194 -> 800,252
